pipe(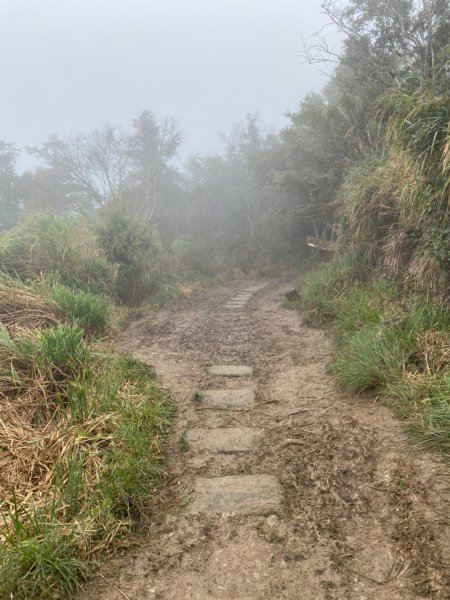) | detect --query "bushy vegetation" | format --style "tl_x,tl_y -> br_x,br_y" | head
0,214 -> 117,296
298,256 -> 450,455
96,202 -> 165,306
290,1 -> 450,457
0,313 -> 172,599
